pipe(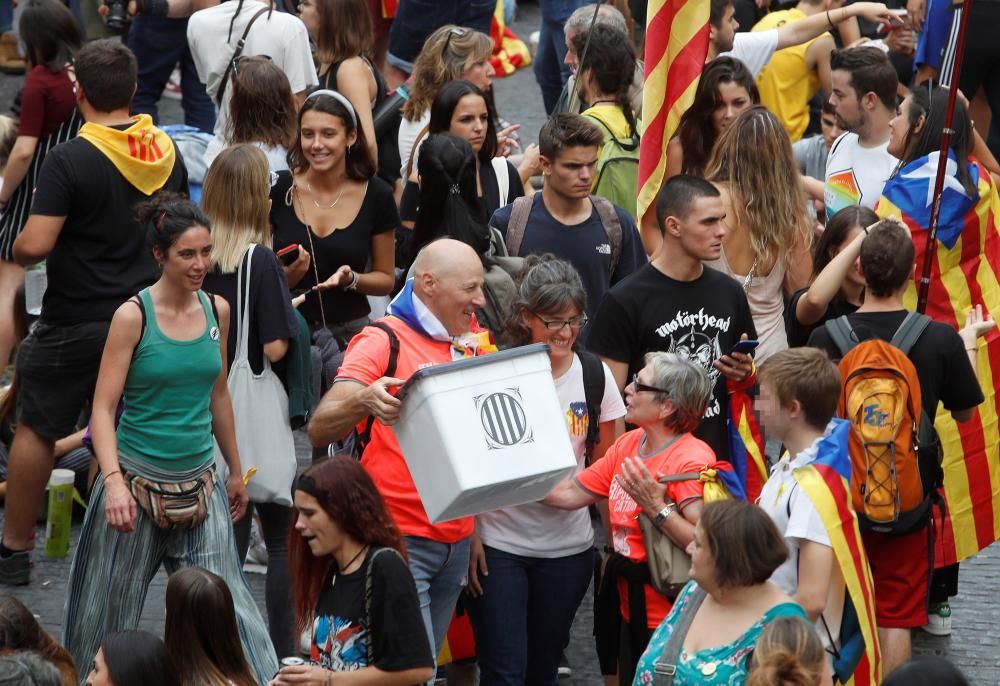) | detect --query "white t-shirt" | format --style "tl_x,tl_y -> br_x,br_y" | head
476,355 -> 626,558
758,432 -> 844,652
721,29 -> 780,78
397,111 -> 430,179
824,131 -> 898,220
187,1 -> 317,168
